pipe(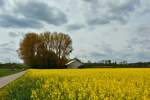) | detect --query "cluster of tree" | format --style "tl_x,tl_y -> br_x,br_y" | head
98,60 -> 117,64
88,60 -> 128,65
129,62 -> 150,67
18,32 -> 73,69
